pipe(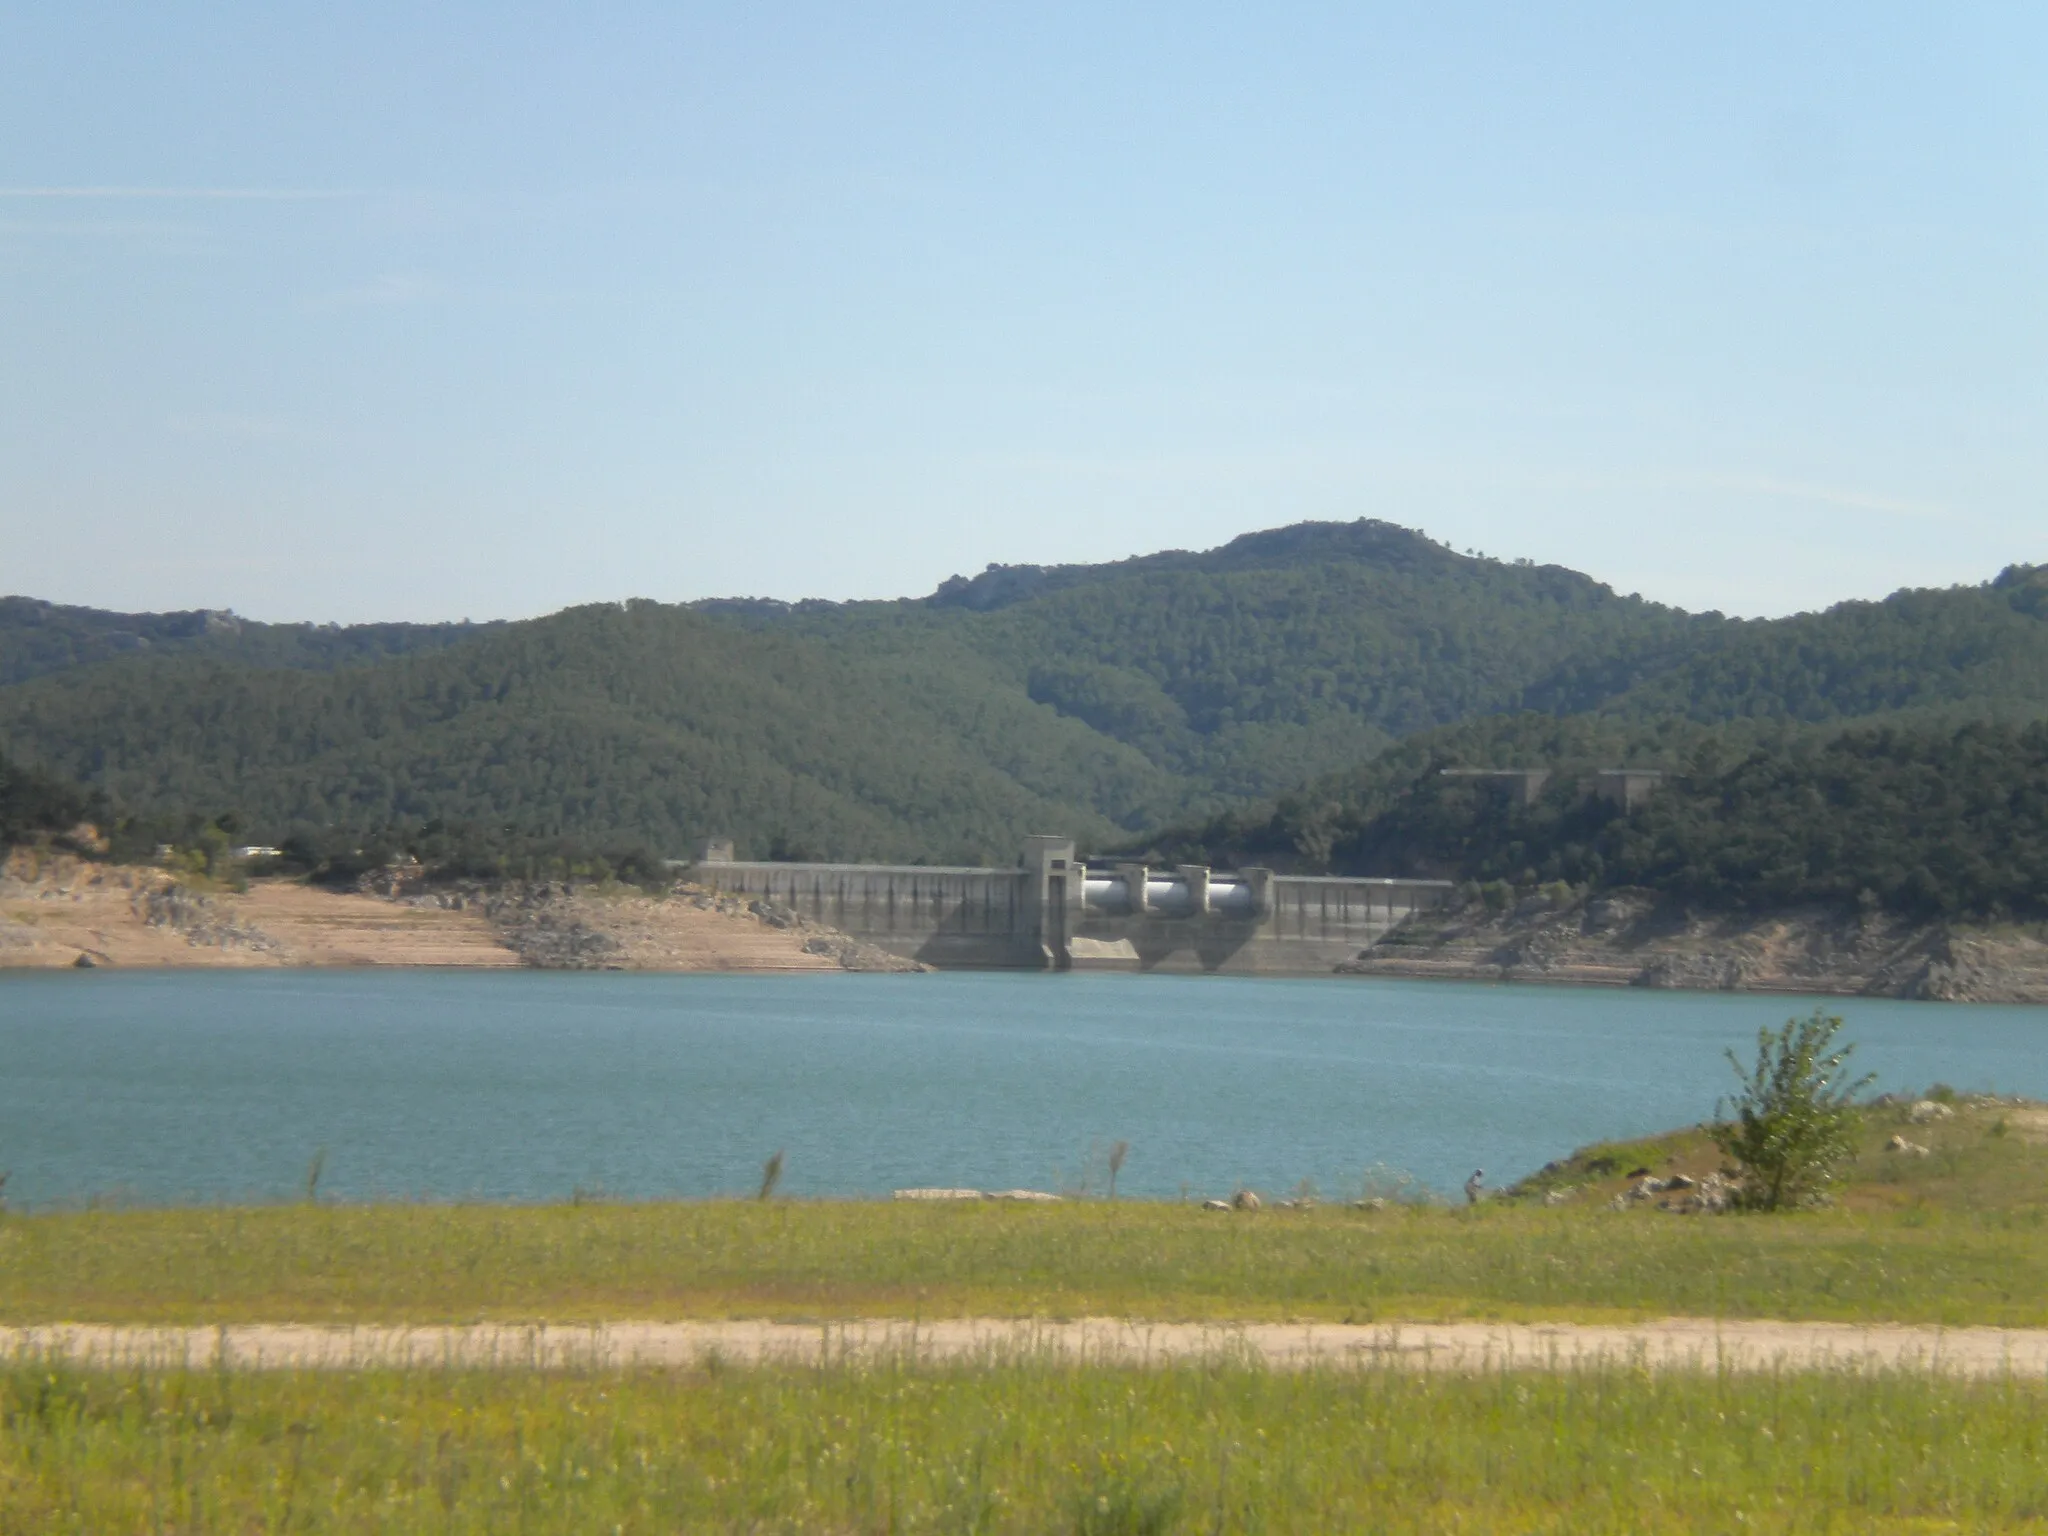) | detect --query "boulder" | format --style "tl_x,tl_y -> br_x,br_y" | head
747,899 -> 796,930
1649,1170 -> 1734,1214
1201,1198 -> 1232,1211
1885,1135 -> 1932,1157
1232,1189 -> 1262,1211
1633,953 -> 1755,991
893,1188 -> 984,1201
1907,1100 -> 1956,1124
